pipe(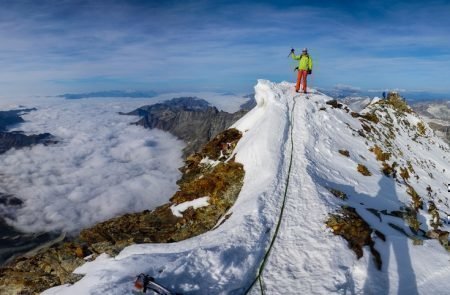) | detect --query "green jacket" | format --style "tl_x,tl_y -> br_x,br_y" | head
292,53 -> 313,71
